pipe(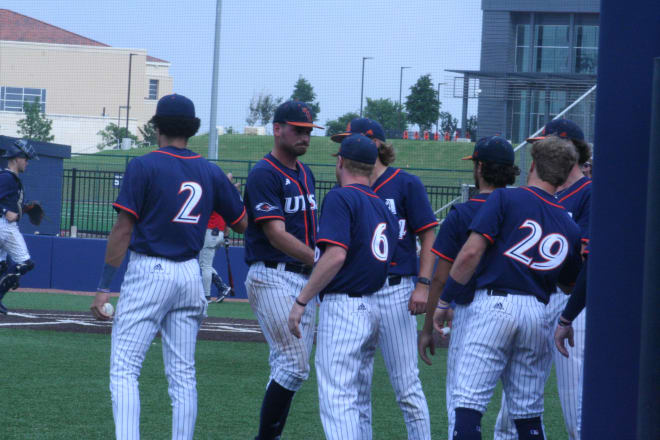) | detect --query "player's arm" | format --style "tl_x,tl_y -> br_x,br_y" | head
409,227 -> 436,314
418,257 -> 452,365
262,219 -> 315,266
288,244 -> 347,338
439,232 -> 488,305
229,214 -> 248,233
